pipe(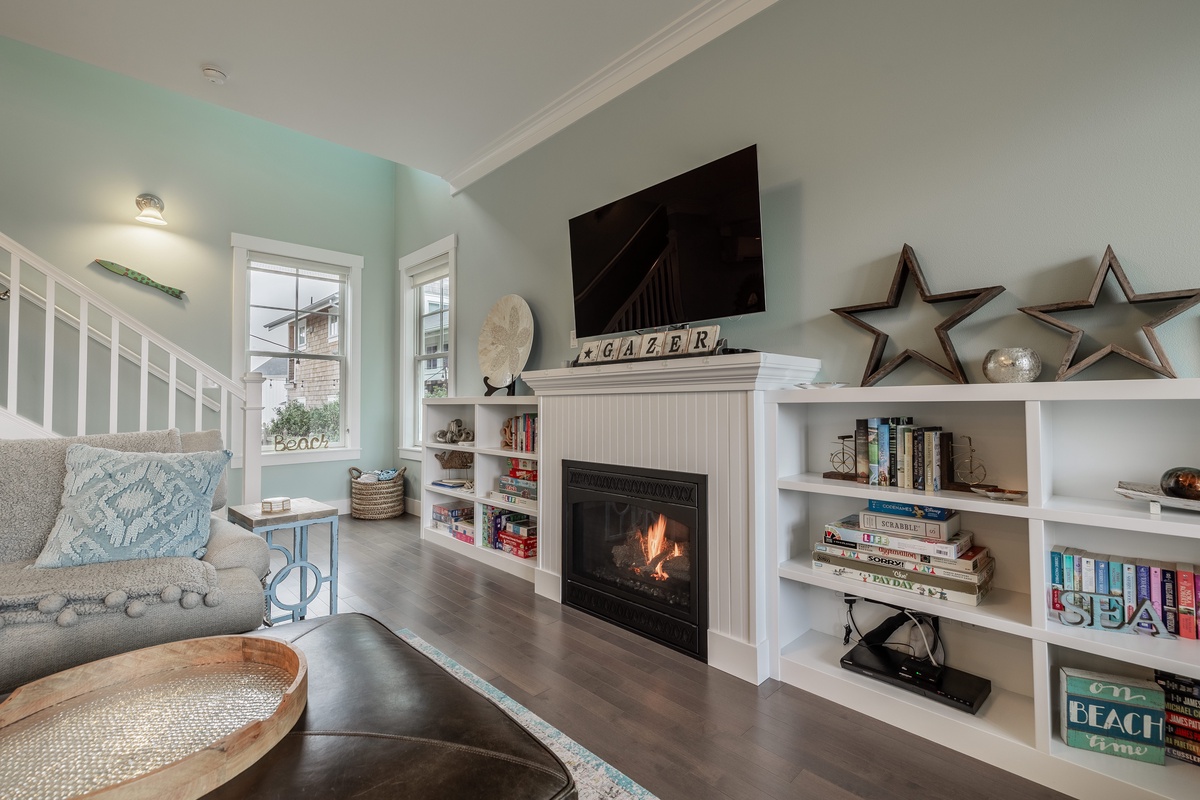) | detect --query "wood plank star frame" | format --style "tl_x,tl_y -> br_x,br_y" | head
832,245 -> 1005,386
1018,246 -> 1200,381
